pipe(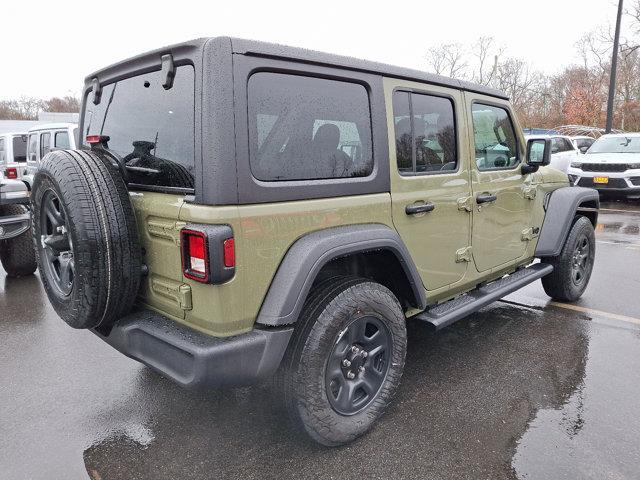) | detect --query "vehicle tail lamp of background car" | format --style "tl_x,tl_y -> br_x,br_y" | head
4,168 -> 18,180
